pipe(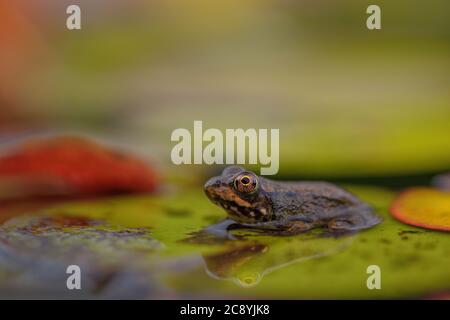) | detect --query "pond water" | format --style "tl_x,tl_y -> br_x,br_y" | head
0,186 -> 449,299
